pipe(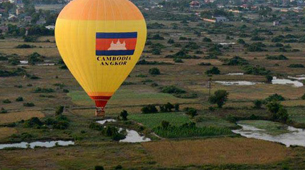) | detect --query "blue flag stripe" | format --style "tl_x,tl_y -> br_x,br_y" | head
96,32 -> 137,39
96,50 -> 135,56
